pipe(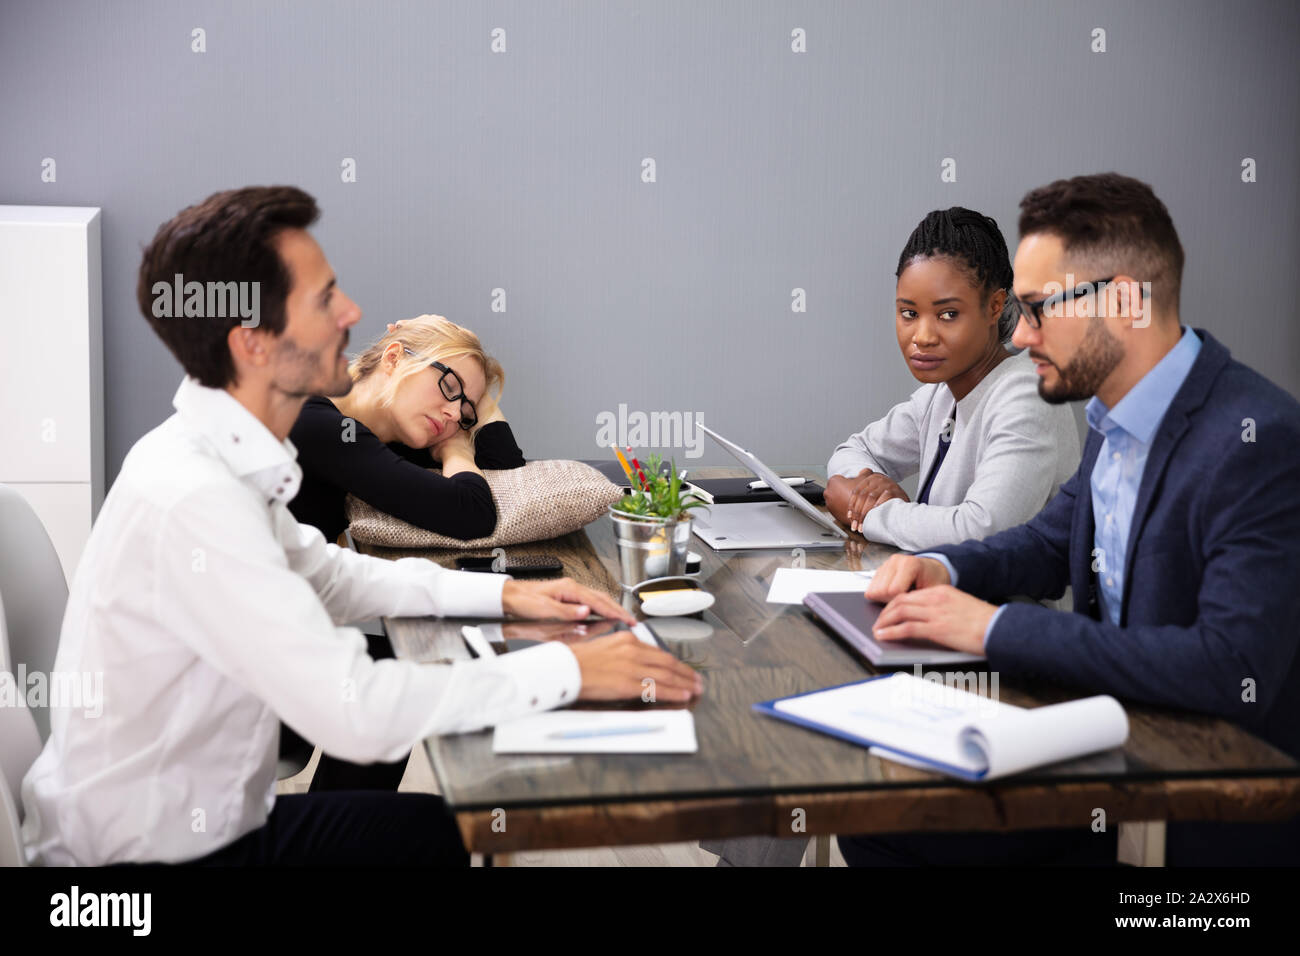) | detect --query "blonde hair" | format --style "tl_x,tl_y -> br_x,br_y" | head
349,314 -> 504,422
